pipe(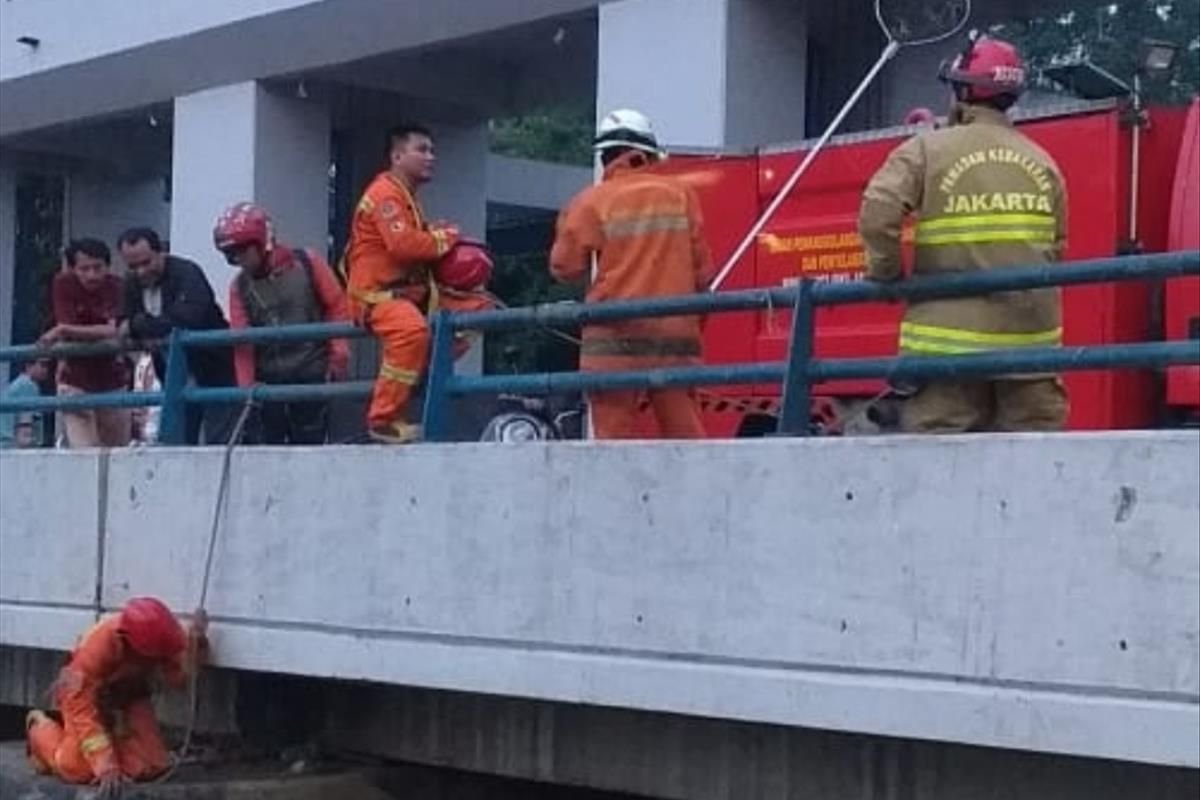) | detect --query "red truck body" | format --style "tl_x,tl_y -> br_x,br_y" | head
650,99 -> 1199,434
1165,100 -> 1200,415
